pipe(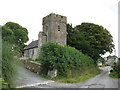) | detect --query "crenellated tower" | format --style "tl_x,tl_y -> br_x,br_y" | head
38,13 -> 67,49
